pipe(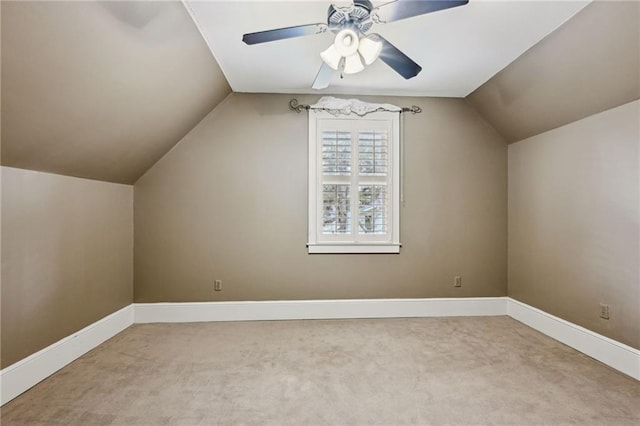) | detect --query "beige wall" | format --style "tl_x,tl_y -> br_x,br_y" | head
134,93 -> 507,302
1,167 -> 134,368
508,100 -> 639,349
0,0 -> 3,371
